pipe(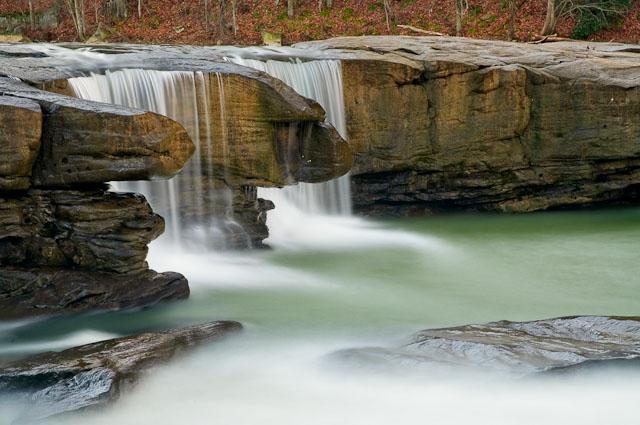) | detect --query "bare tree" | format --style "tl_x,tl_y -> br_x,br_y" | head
542,0 -> 557,34
318,0 -> 332,11
64,0 -> 87,40
137,0 -> 142,18
383,0 -> 392,31
28,0 -> 35,31
232,0 -> 238,35
204,0 -> 209,29
106,0 -> 128,19
542,0 -> 629,35
94,0 -> 101,31
455,0 -> 468,36
288,0 -> 295,18
507,0 -> 518,39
